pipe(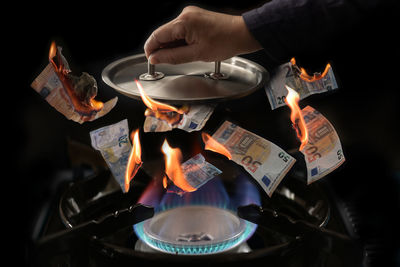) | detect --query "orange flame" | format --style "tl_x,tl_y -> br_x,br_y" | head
49,41 -> 63,74
124,129 -> 143,192
49,41 -> 57,65
290,57 -> 331,82
285,86 -> 308,151
161,139 -> 196,193
135,79 -> 183,114
201,132 -> 232,160
48,41 -> 104,117
135,79 -> 185,125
